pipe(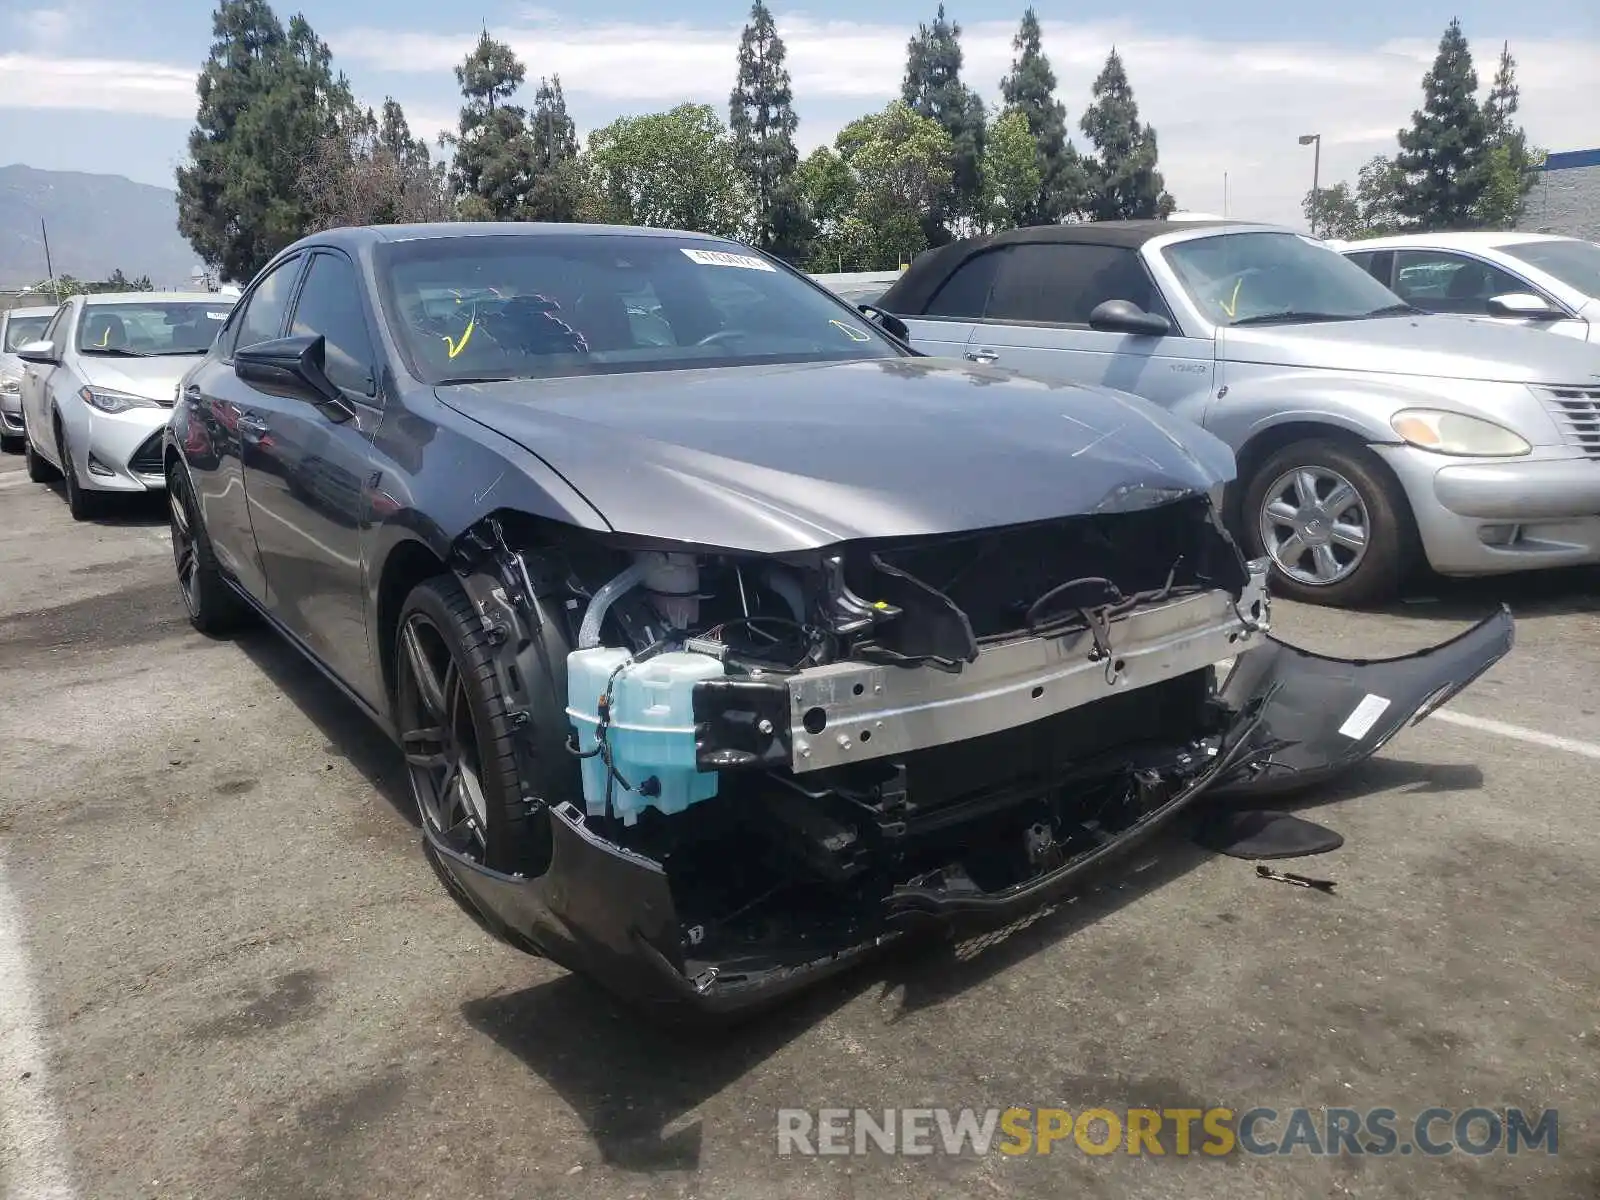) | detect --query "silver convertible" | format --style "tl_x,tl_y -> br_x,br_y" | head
874,221 -> 1600,606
